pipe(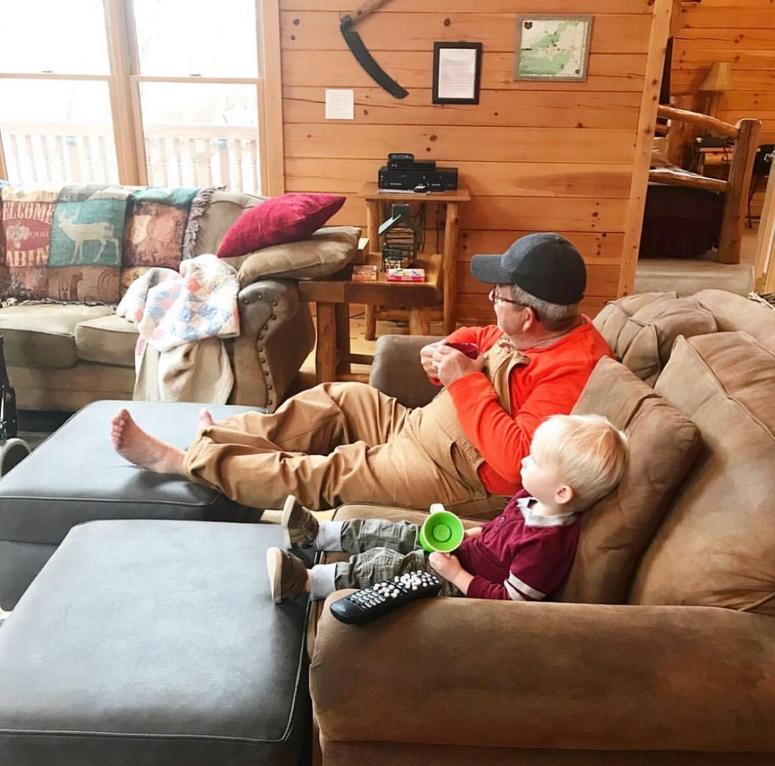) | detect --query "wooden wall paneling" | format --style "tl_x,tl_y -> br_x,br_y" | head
618,0 -> 673,297
326,197 -> 631,233
282,0 -> 655,13
285,125 -> 637,164
284,88 -> 642,129
280,2 -> 662,324
283,51 -> 647,92
286,158 -> 632,198
461,231 -> 626,262
672,2 -> 775,143
280,12 -> 650,53
678,8 -> 775,29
